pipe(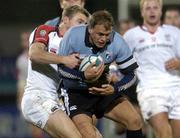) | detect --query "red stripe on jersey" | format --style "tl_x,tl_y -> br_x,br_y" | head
33,25 -> 56,46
